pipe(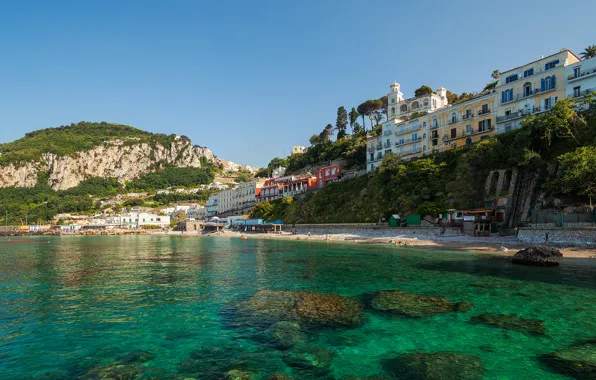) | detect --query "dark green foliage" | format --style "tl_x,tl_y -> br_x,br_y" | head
285,136 -> 366,174
61,177 -> 122,197
414,85 -> 433,97
125,165 -> 214,192
0,121 -> 179,165
152,190 -> 213,205
336,106 -> 348,134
